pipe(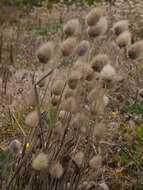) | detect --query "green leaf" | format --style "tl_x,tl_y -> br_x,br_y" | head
121,152 -> 129,163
